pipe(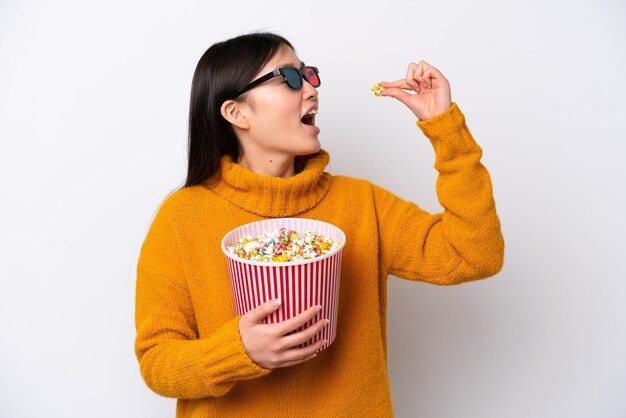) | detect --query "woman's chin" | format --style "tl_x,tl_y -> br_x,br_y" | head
305,137 -> 322,154
291,134 -> 320,154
